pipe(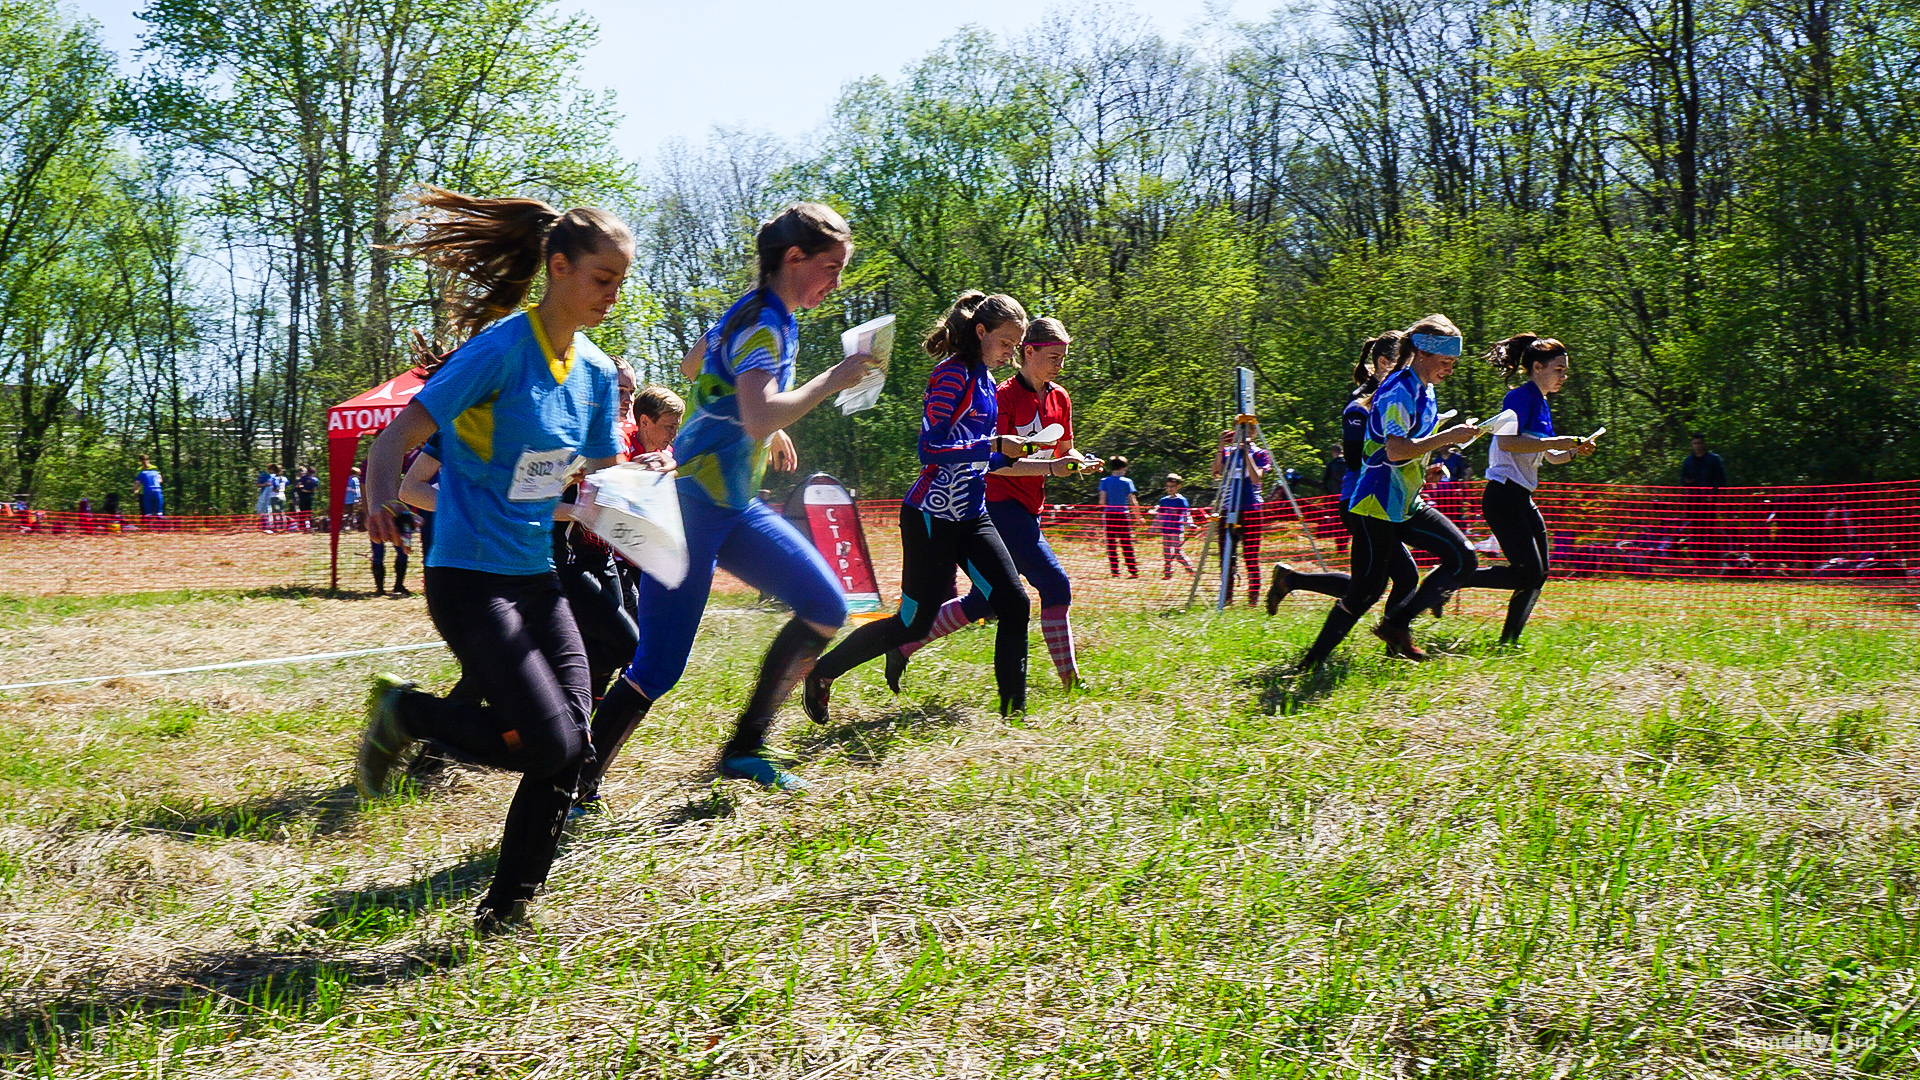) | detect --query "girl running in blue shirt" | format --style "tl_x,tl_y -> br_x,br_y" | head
582,204 -> 876,797
1296,315 -> 1483,669
804,292 -> 1060,721
1266,332 -> 1419,616
355,186 -> 642,932
1465,334 -> 1595,644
